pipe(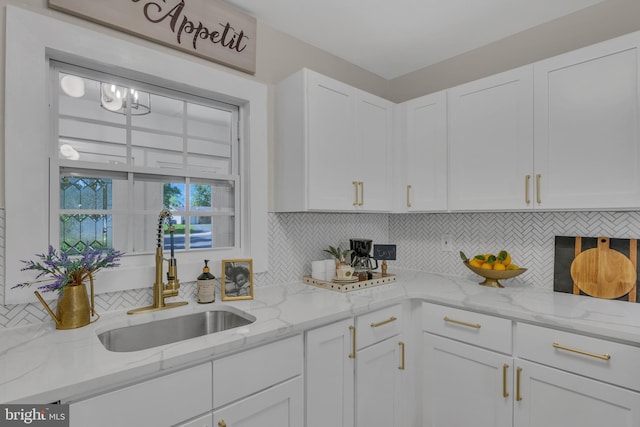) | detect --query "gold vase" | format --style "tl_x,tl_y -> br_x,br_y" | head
34,276 -> 98,330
